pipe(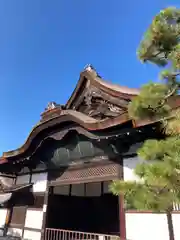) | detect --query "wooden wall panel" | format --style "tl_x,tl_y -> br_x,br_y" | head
10,207 -> 26,226
31,195 -> 44,209
16,175 -> 30,185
